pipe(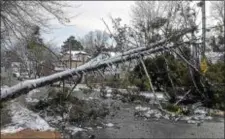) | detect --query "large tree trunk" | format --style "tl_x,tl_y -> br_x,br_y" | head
0,27 -> 195,102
